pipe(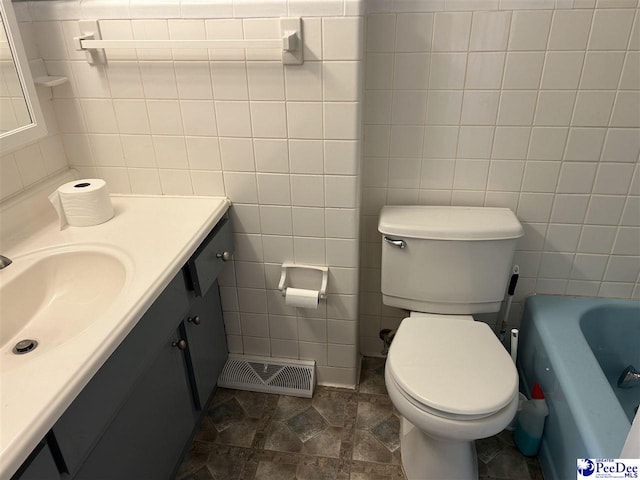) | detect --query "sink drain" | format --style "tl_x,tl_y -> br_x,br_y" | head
13,339 -> 38,354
